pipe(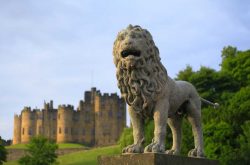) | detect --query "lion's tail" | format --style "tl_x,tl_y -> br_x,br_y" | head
200,98 -> 219,109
